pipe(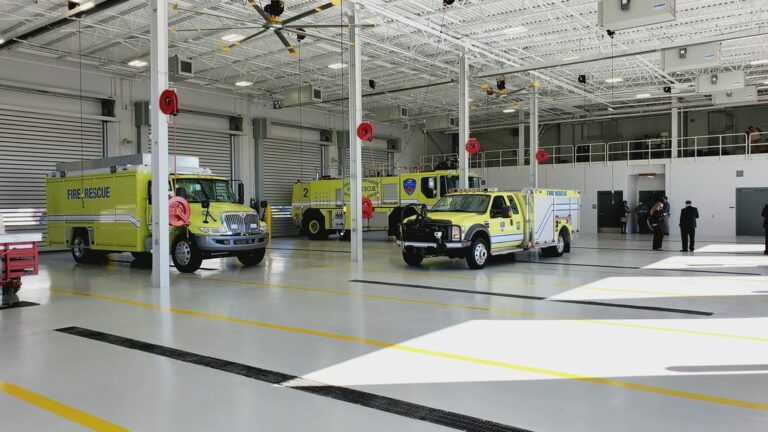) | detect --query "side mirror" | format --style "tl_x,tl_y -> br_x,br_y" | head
420,204 -> 427,216
201,199 -> 210,209
250,199 -> 258,210
260,200 -> 268,209
147,180 -> 152,204
237,183 -> 245,204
